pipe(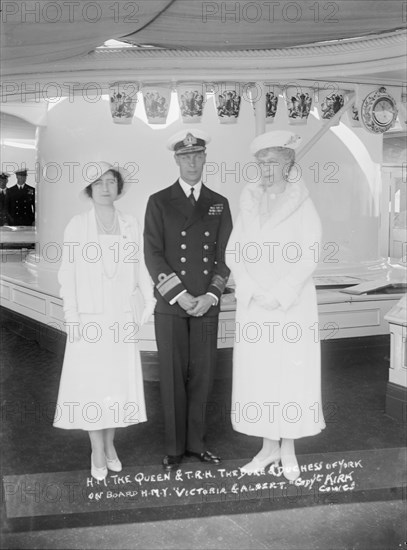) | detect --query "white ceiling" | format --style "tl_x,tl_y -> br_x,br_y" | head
1,0 -> 406,92
2,1 -> 405,63
123,0 -> 405,50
